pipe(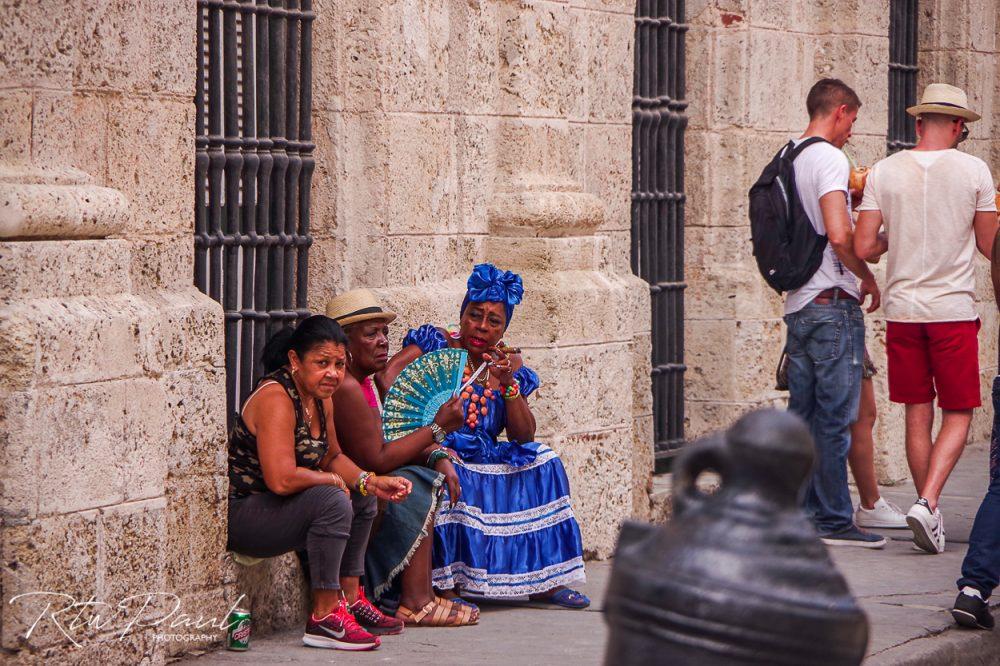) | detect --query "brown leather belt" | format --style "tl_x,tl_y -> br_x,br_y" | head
812,287 -> 859,305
